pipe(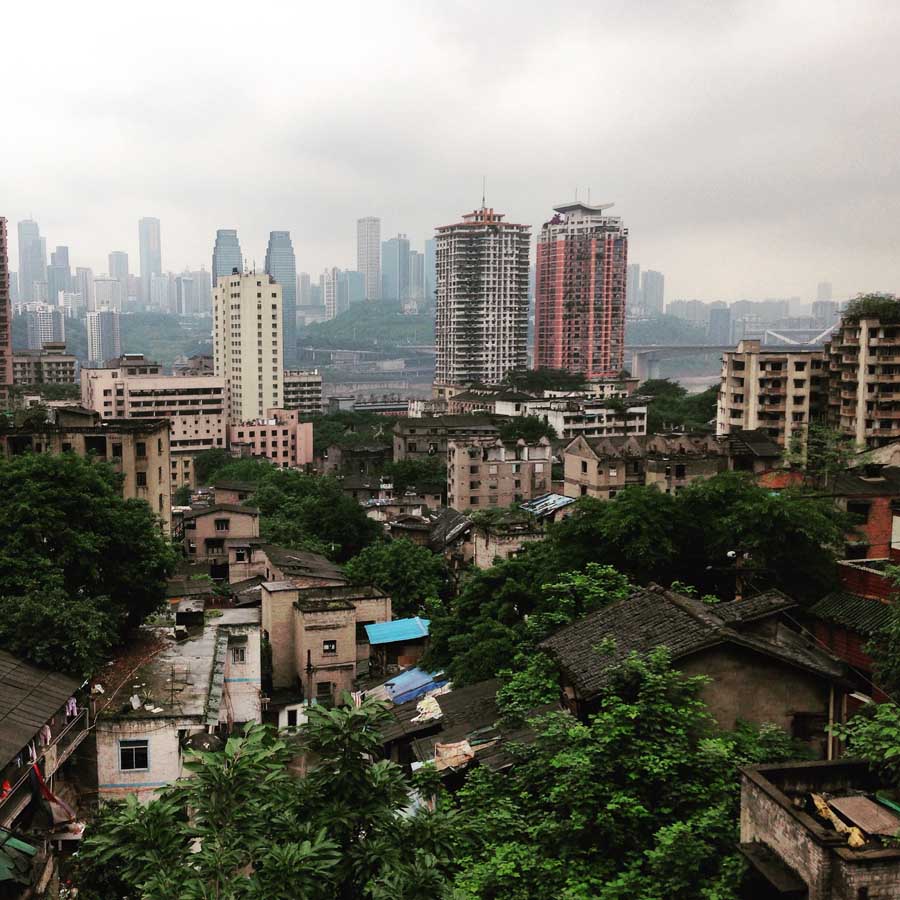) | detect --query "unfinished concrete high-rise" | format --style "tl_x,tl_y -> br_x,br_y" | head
0,218 -> 12,407
434,207 -> 530,390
